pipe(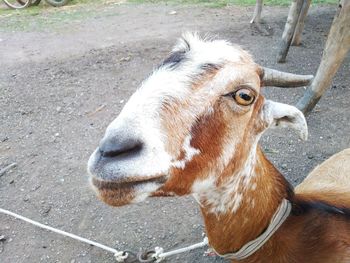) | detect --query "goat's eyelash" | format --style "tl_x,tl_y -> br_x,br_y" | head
223,85 -> 257,98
